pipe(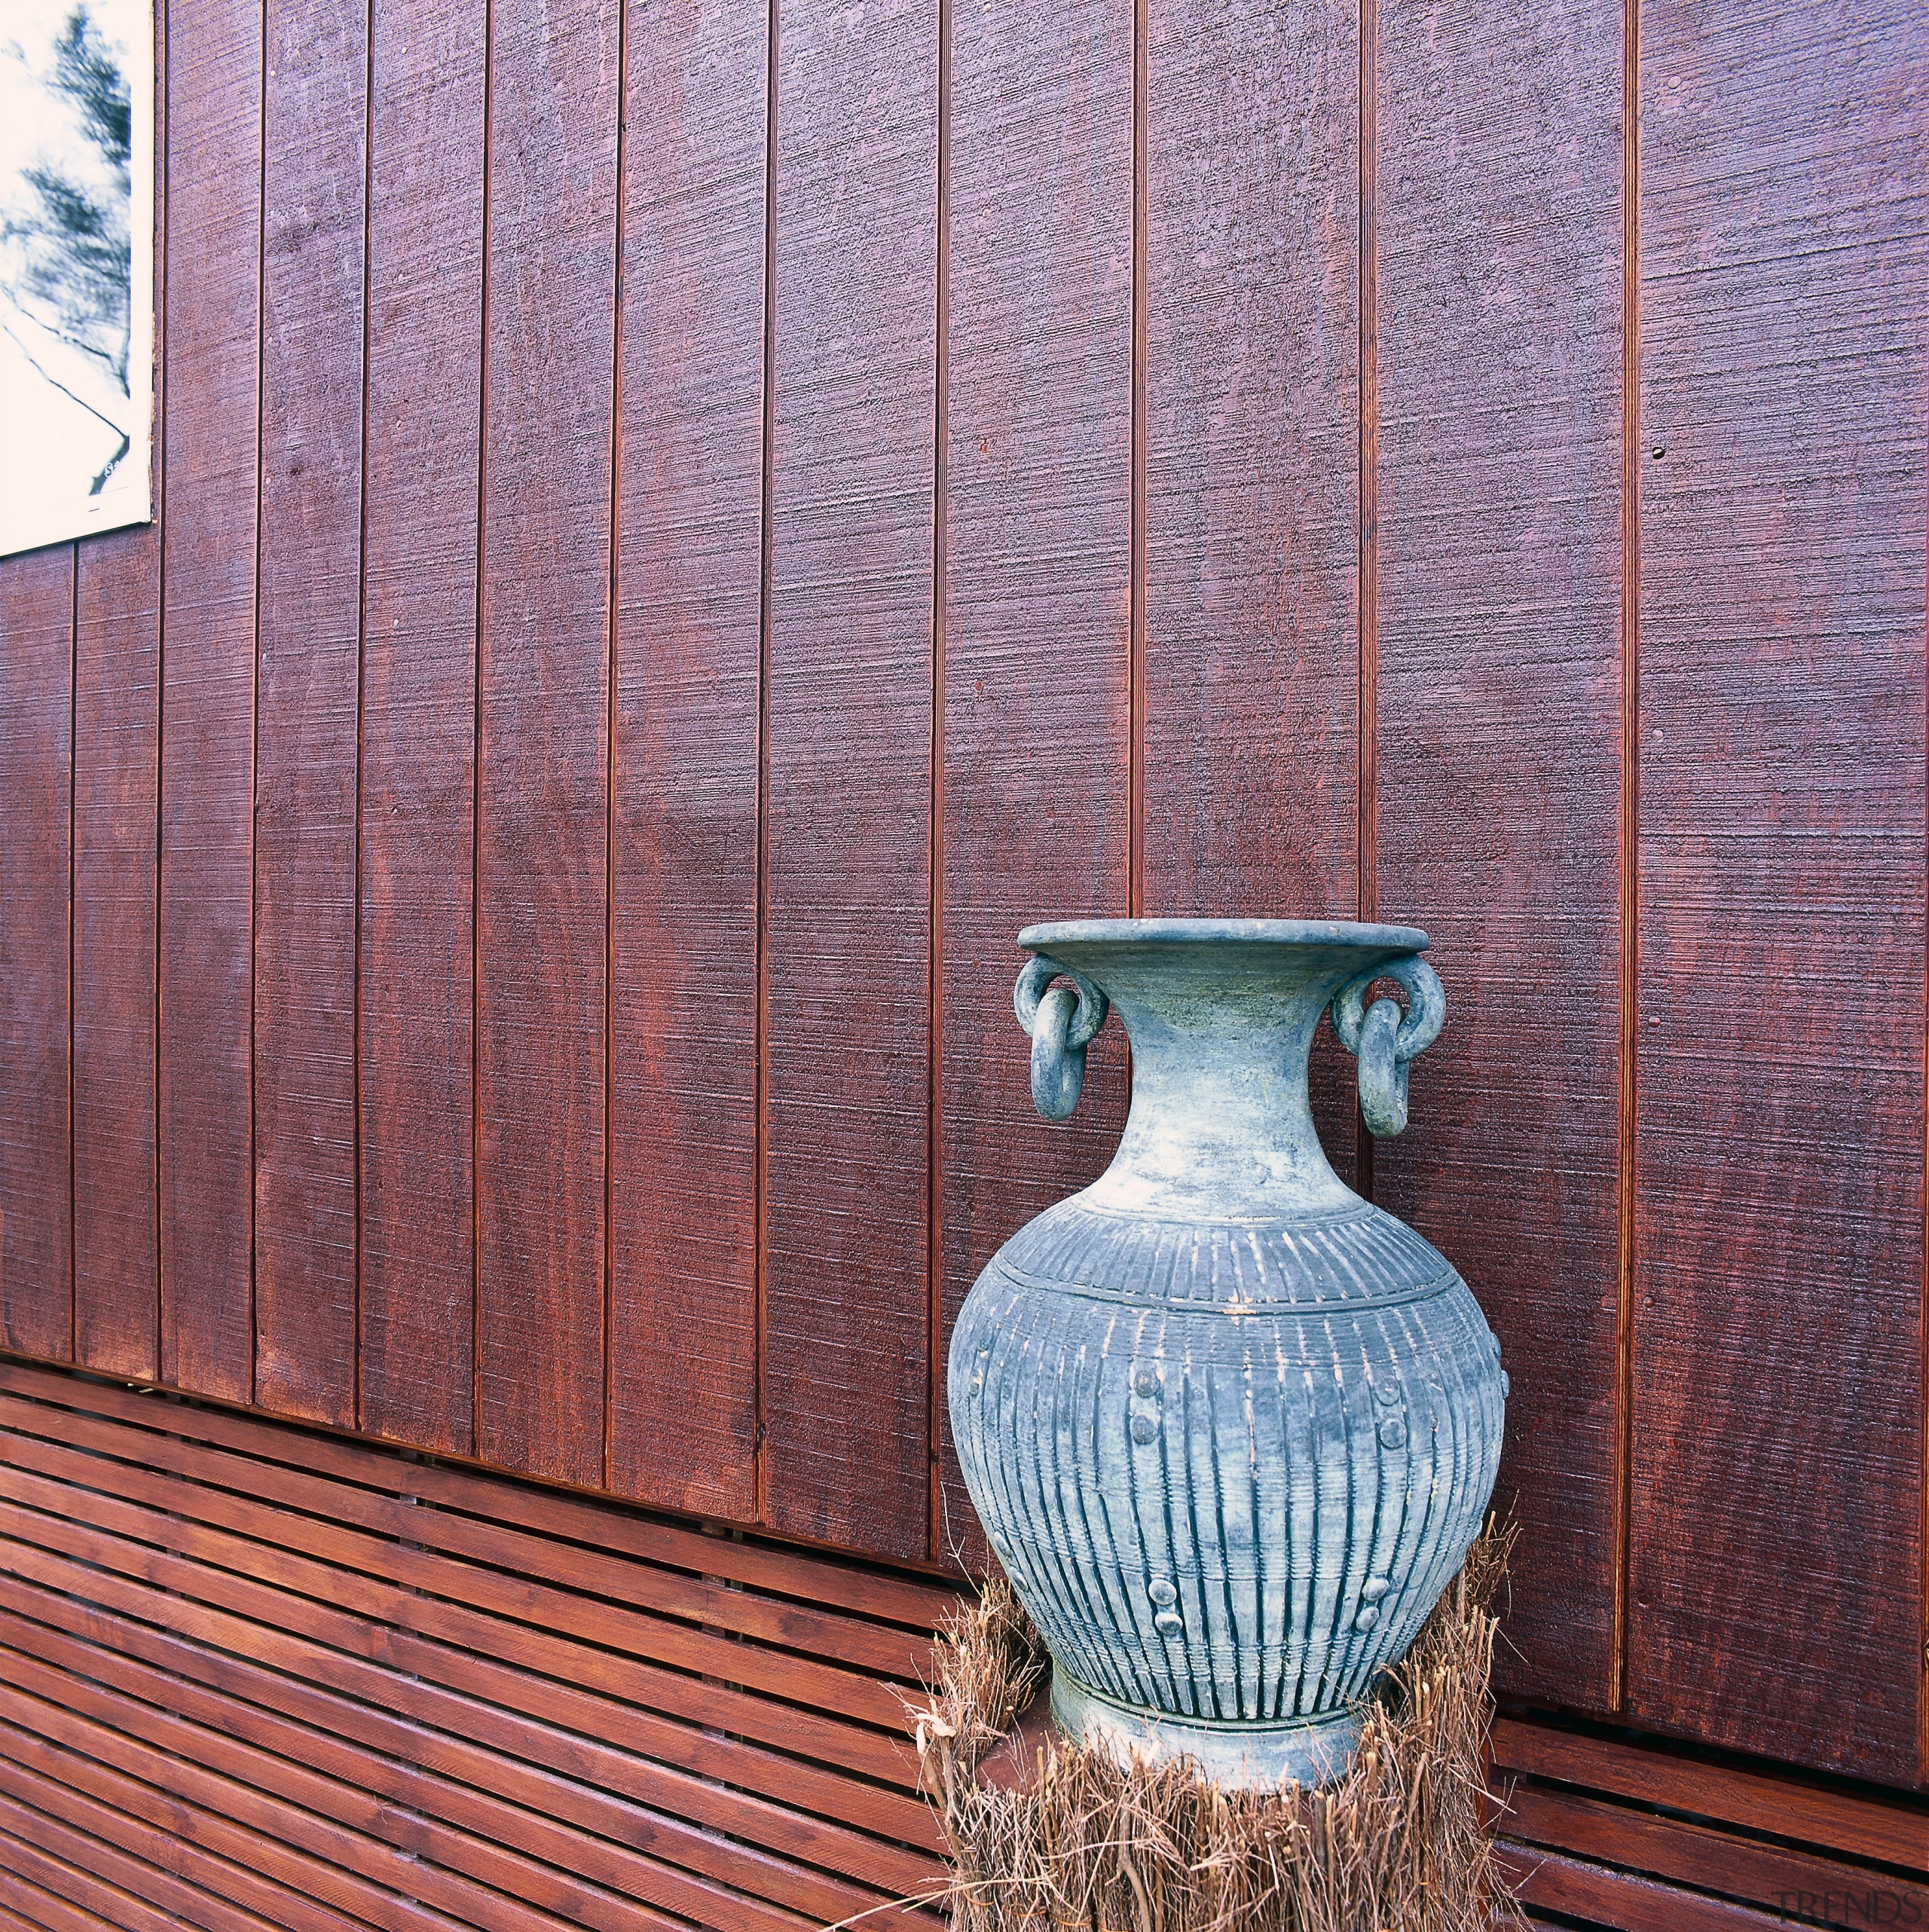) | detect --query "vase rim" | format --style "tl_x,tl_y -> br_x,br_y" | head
1020,916 -> 1429,953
